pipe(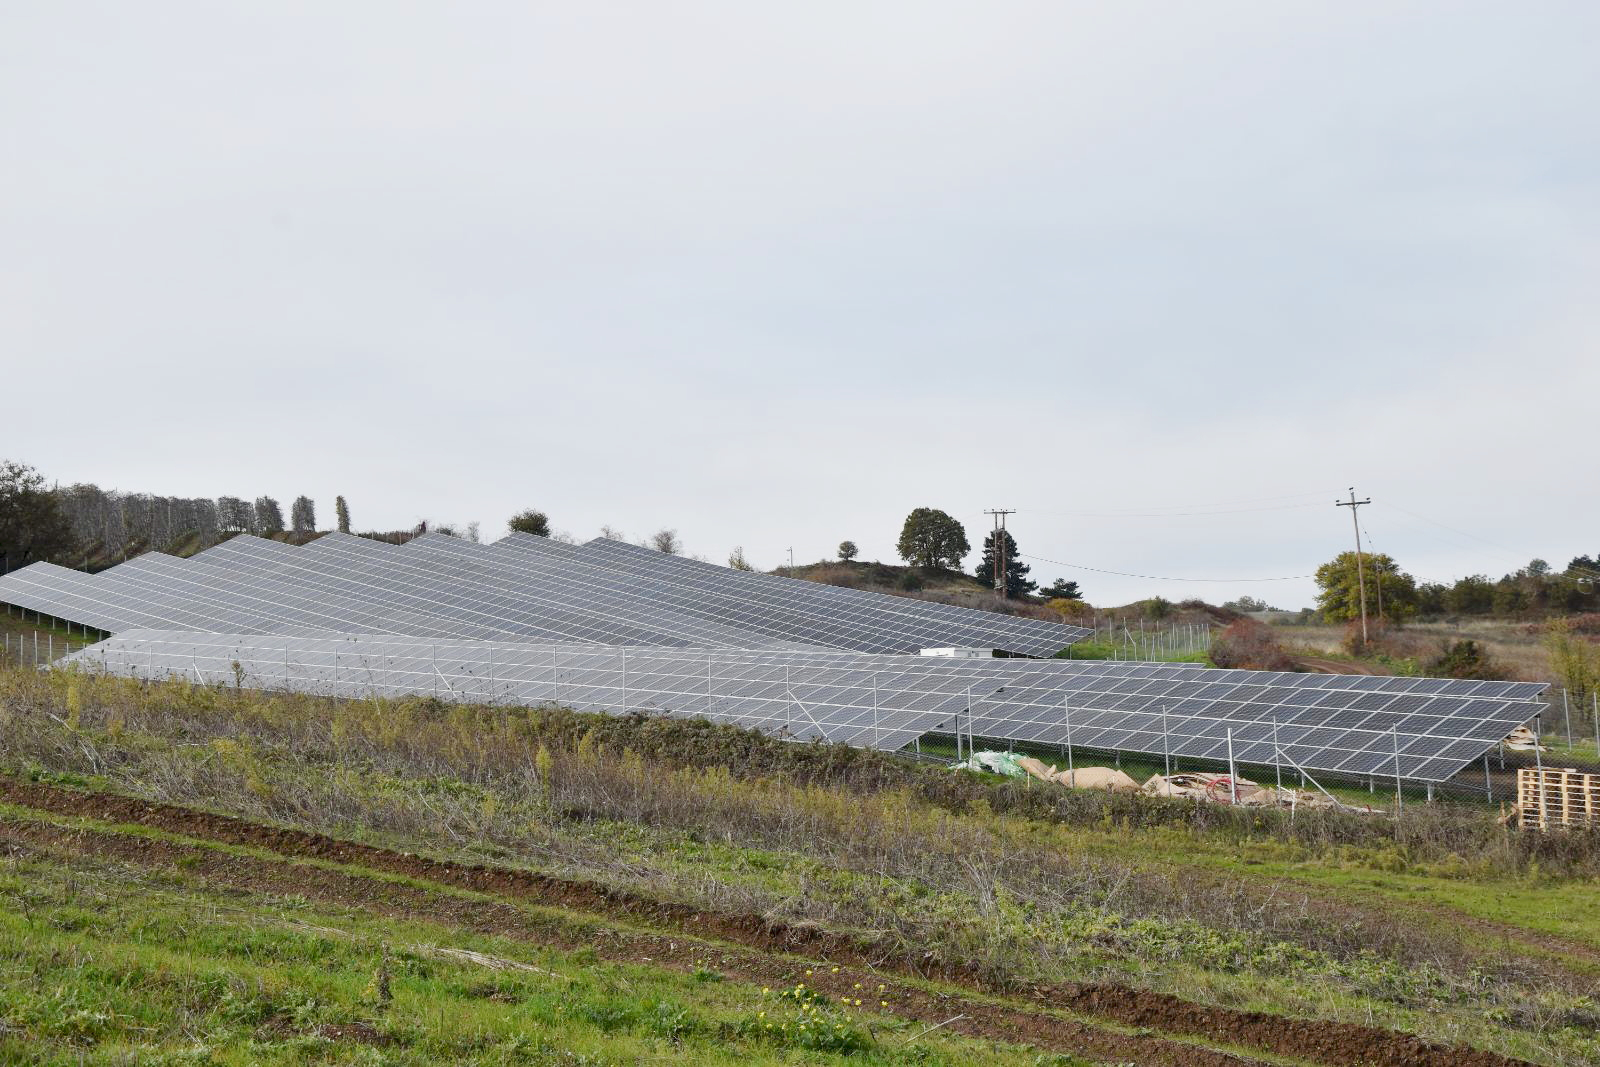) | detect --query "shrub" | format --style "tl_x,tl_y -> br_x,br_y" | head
896,570 -> 923,592
1427,640 -> 1500,680
1209,619 -> 1293,671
